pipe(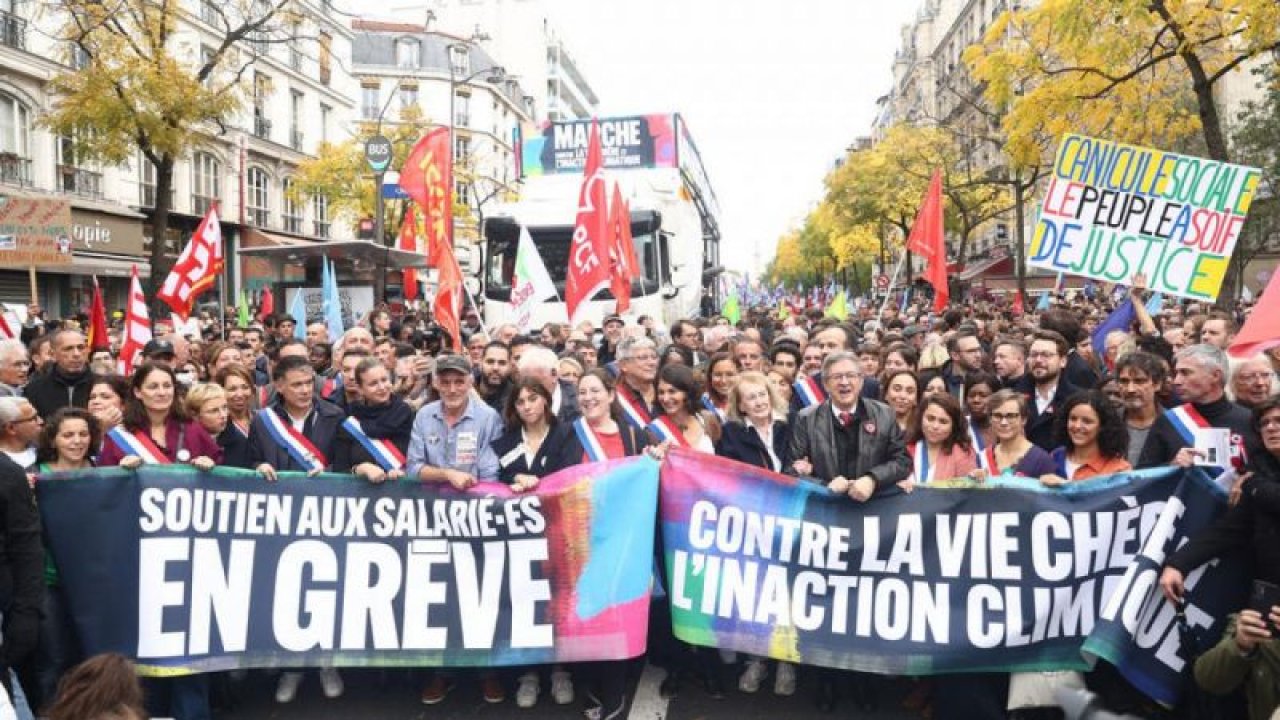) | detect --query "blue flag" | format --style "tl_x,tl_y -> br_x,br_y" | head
288,286 -> 307,339
1145,292 -> 1164,317
322,258 -> 345,343
1091,298 -> 1136,361
1036,292 -> 1051,312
